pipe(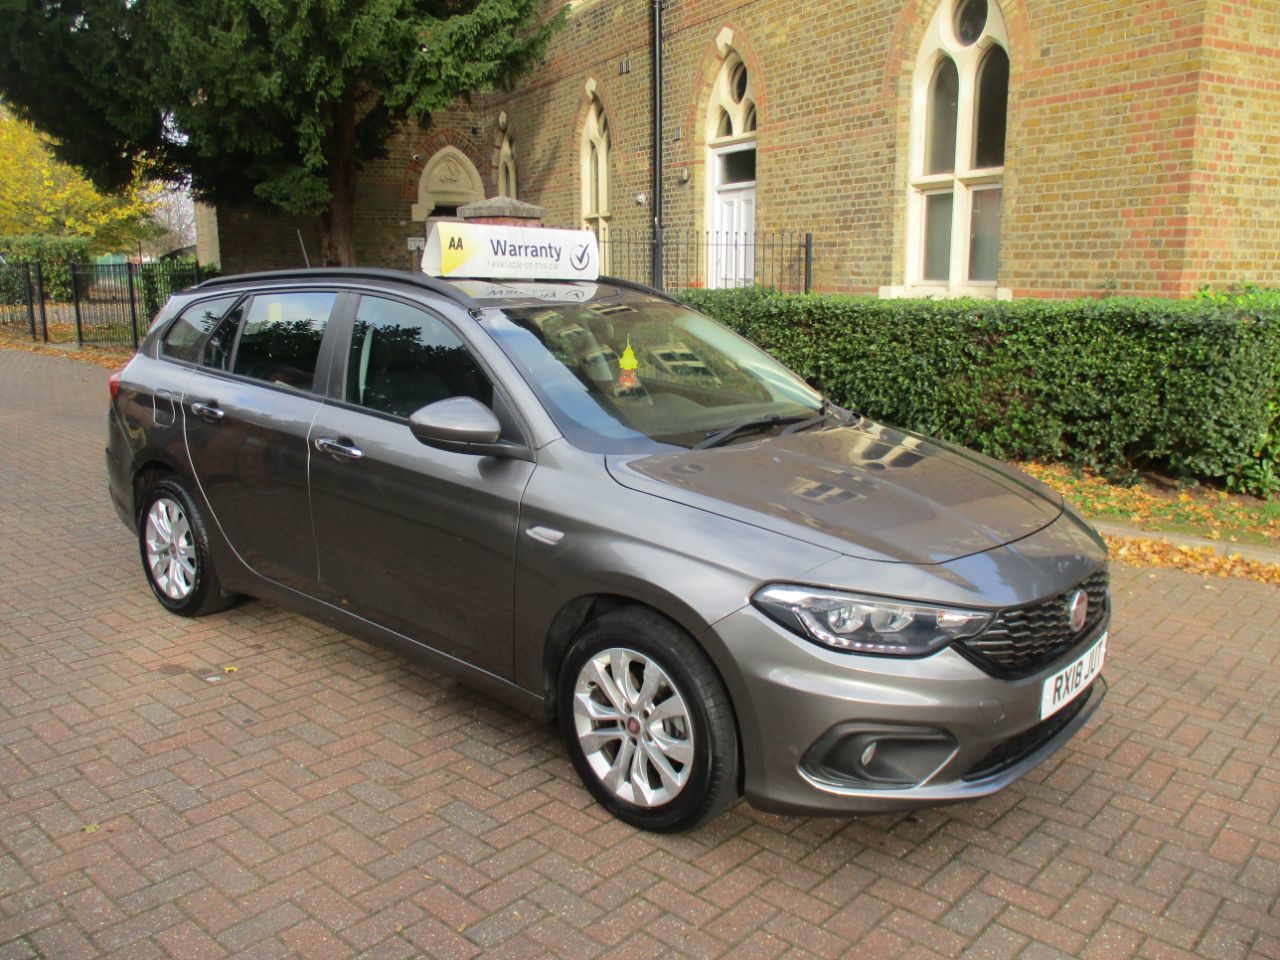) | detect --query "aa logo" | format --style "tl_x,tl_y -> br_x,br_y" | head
440,228 -> 473,274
